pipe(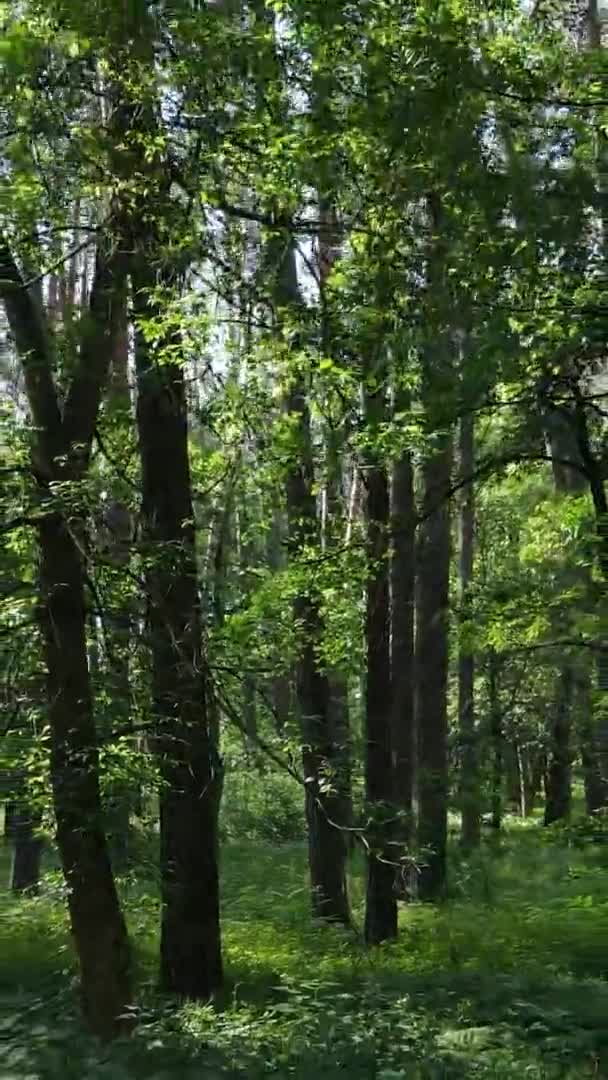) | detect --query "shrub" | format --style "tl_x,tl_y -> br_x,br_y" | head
220,766 -> 305,844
